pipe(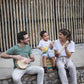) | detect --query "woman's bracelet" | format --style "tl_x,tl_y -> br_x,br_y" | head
65,47 -> 67,48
